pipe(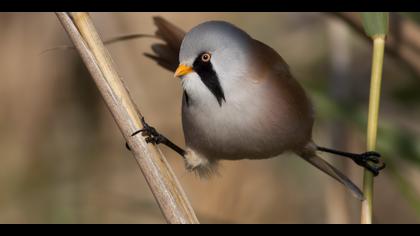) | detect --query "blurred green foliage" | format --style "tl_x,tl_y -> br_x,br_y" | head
309,85 -> 420,216
400,12 -> 420,24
